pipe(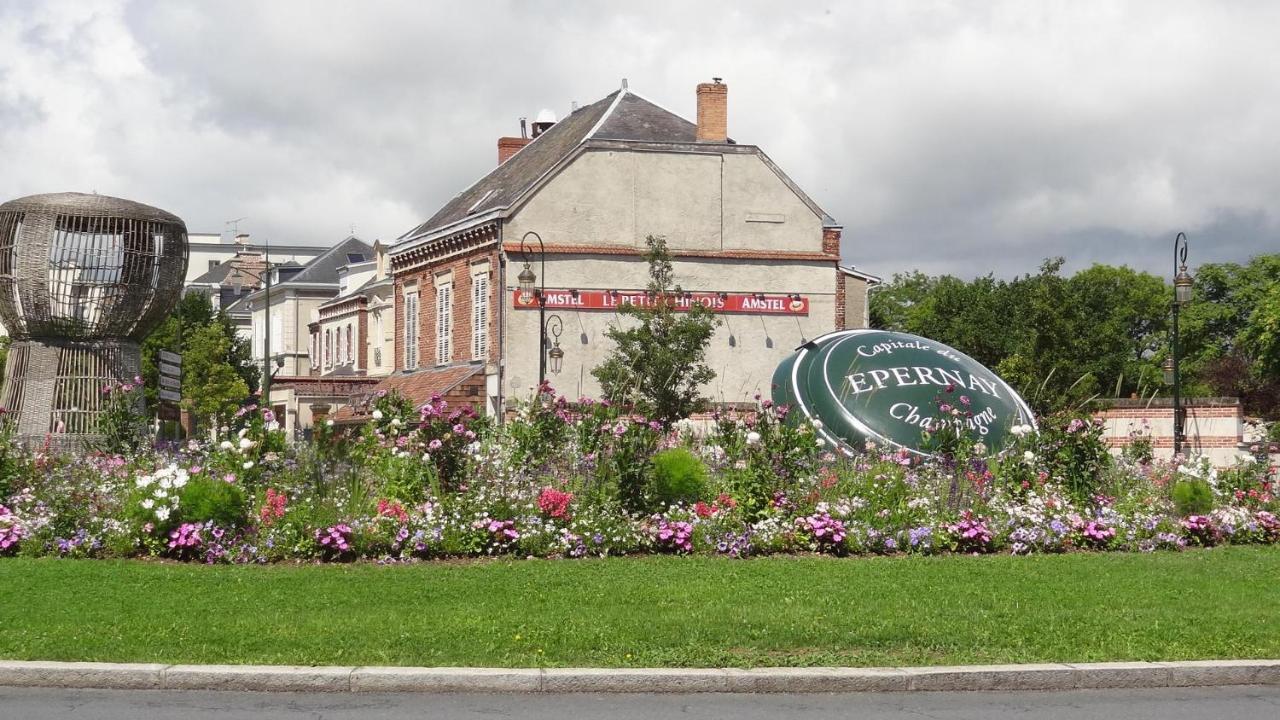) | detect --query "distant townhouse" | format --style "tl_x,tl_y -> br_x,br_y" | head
227,235 -> 375,434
